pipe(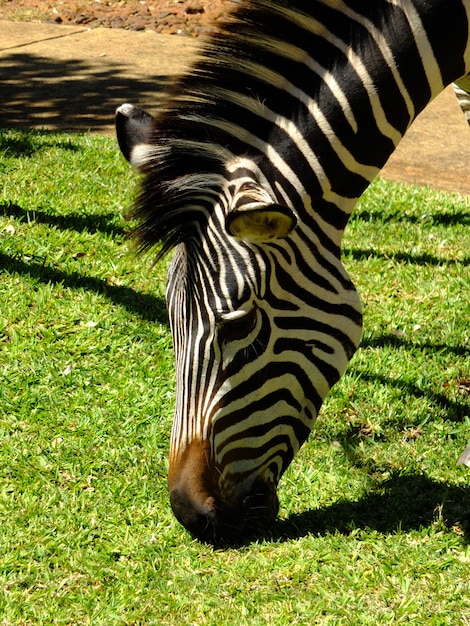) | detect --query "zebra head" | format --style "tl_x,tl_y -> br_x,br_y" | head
116,103 -> 362,542
114,0 -> 470,543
